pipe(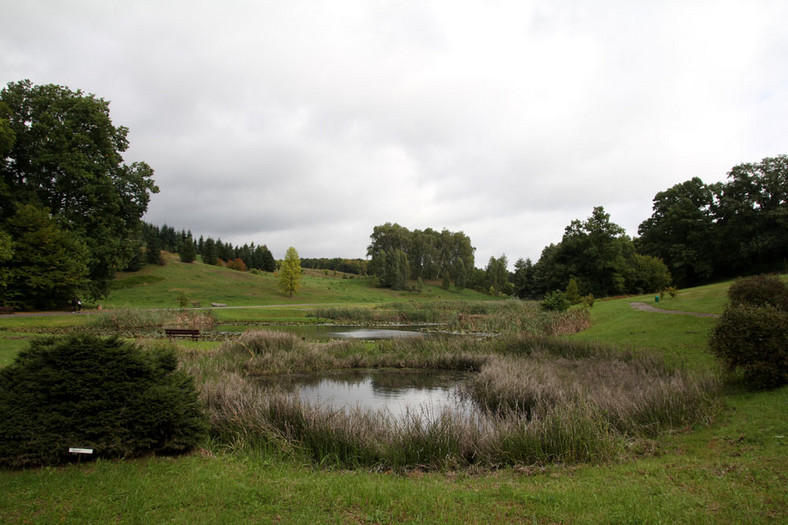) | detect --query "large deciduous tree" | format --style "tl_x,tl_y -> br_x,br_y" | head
714,156 -> 788,276
531,207 -> 672,298
636,177 -> 717,287
0,80 -> 158,307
